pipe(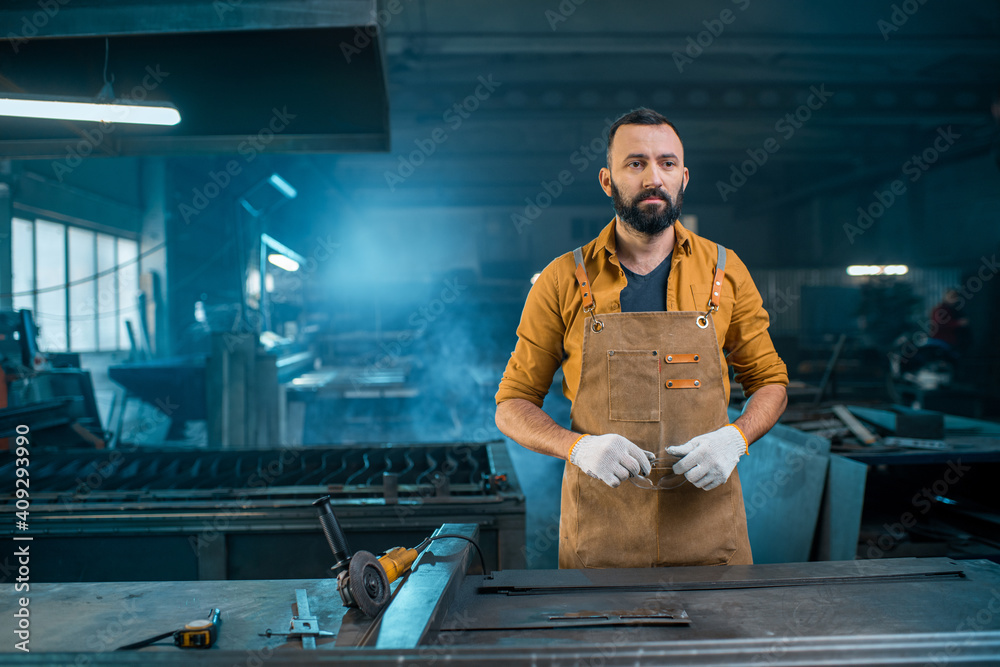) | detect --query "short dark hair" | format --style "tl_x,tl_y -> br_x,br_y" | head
606,108 -> 682,168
